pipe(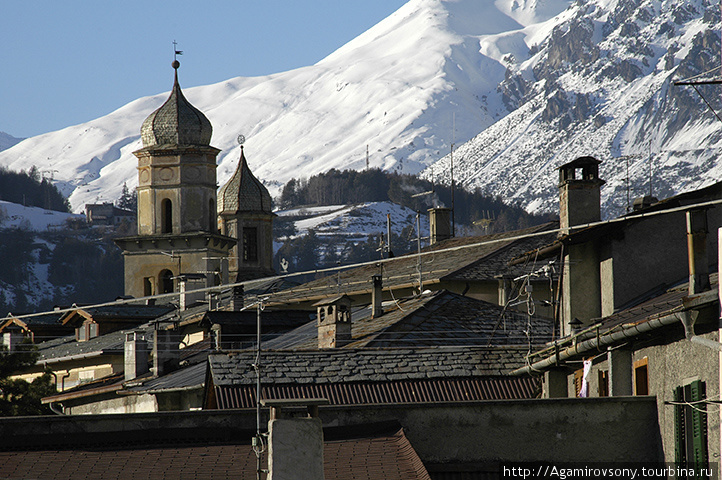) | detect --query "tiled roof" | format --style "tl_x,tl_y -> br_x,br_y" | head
209,347 -> 531,387
263,290 -> 553,350
264,222 -> 559,305
0,425 -> 432,480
